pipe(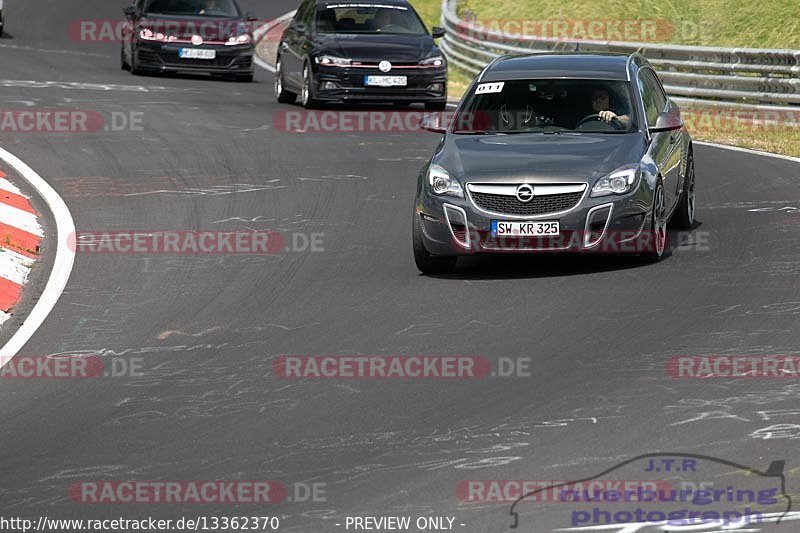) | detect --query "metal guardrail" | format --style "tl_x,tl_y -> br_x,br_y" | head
440,0 -> 800,112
